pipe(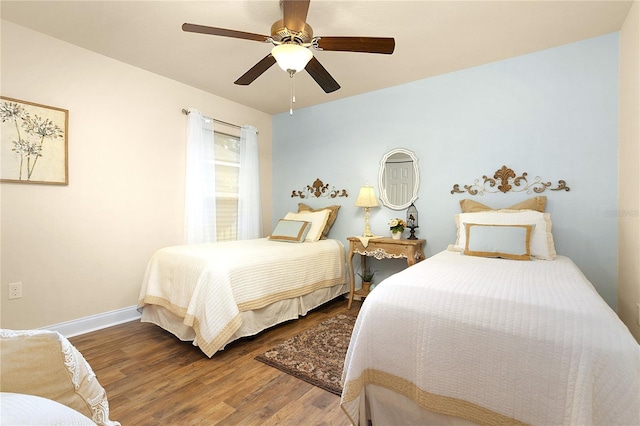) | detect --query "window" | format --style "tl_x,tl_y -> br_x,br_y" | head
213,131 -> 240,241
185,110 -> 257,244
